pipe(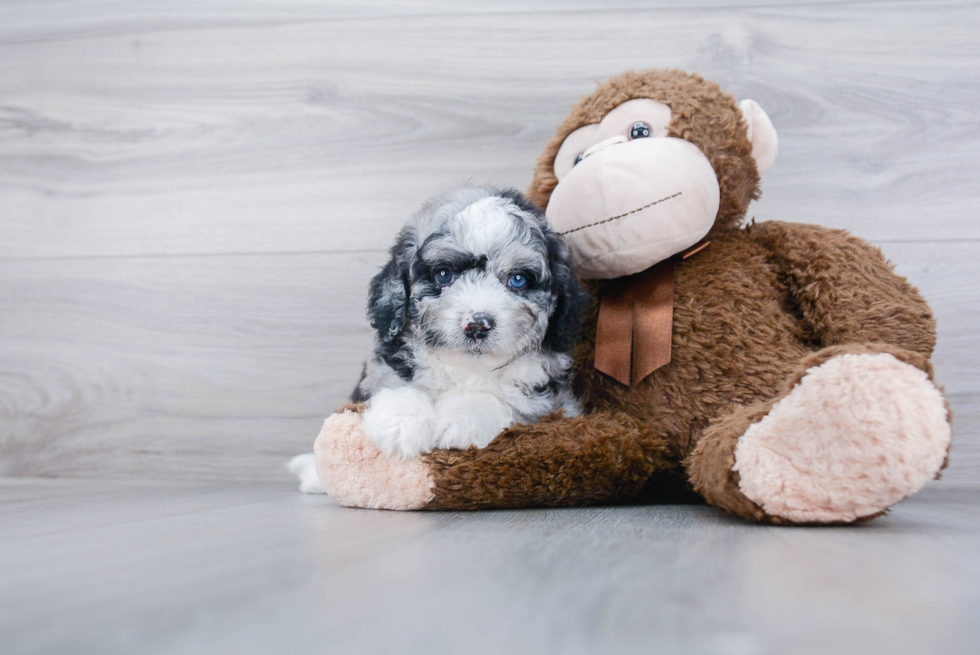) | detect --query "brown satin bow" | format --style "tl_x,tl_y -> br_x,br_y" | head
594,241 -> 710,386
